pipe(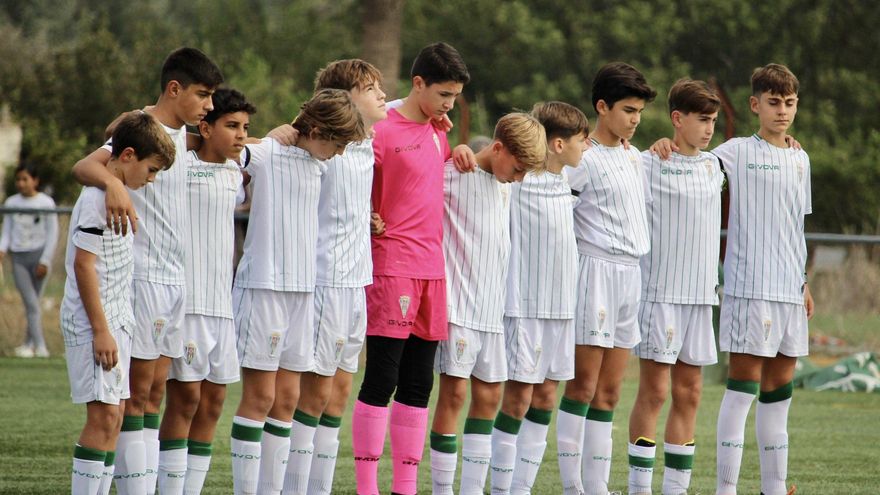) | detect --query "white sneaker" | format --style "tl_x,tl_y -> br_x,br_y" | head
14,345 -> 34,358
34,346 -> 50,358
